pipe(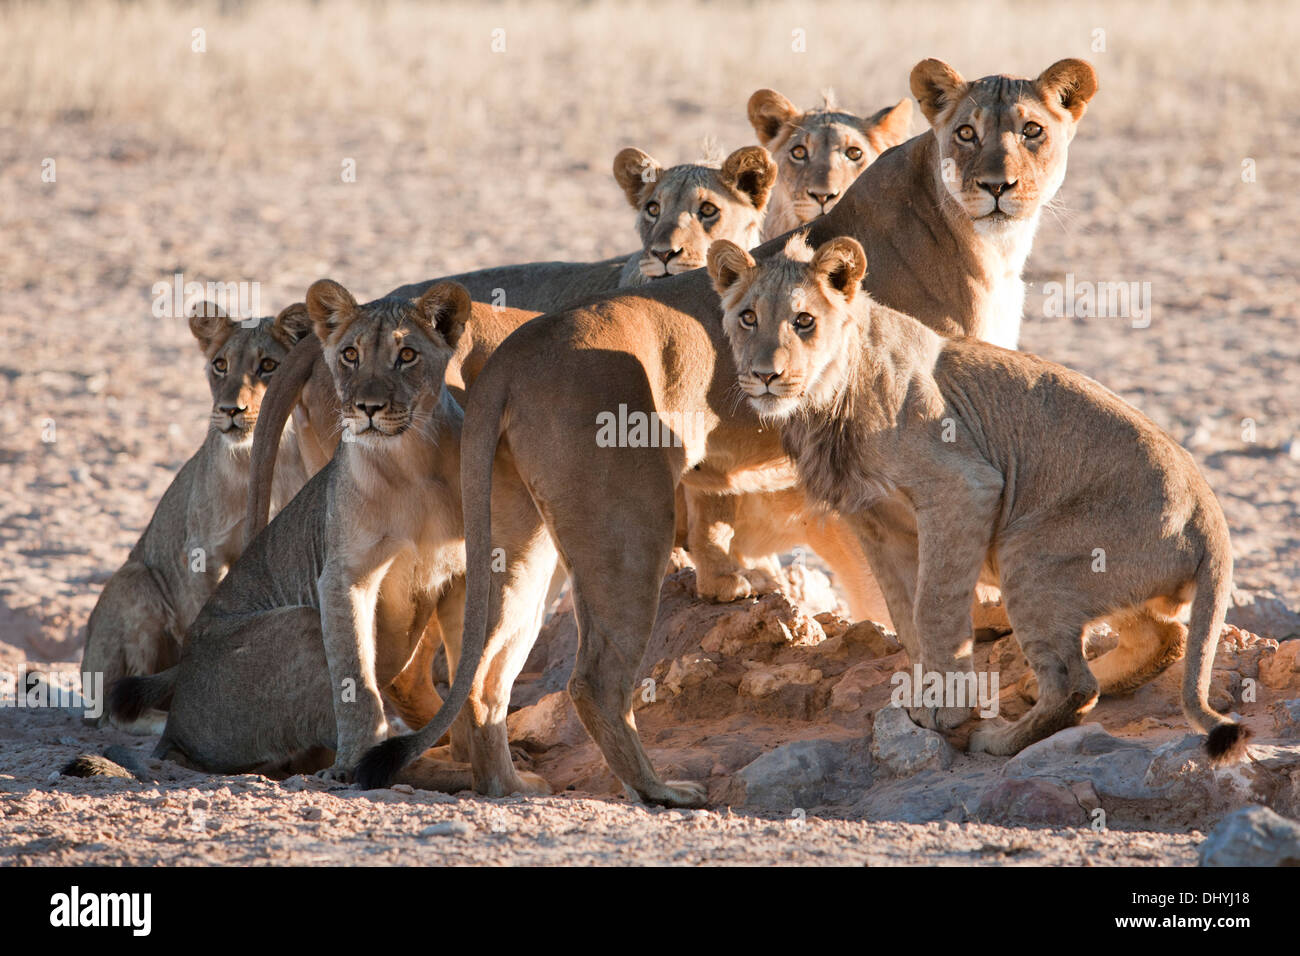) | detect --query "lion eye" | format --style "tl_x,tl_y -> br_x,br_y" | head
645,201 -> 660,217
738,309 -> 757,329
956,125 -> 977,142
397,346 -> 418,365
790,145 -> 808,161
845,146 -> 864,161
1022,121 -> 1043,138
341,346 -> 359,365
212,357 -> 227,373
259,357 -> 278,374
793,312 -> 815,331
698,201 -> 718,218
